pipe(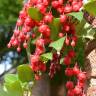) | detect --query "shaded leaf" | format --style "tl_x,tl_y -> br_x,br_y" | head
28,7 -> 43,21
49,18 -> 61,40
76,19 -> 96,40
75,38 -> 85,69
